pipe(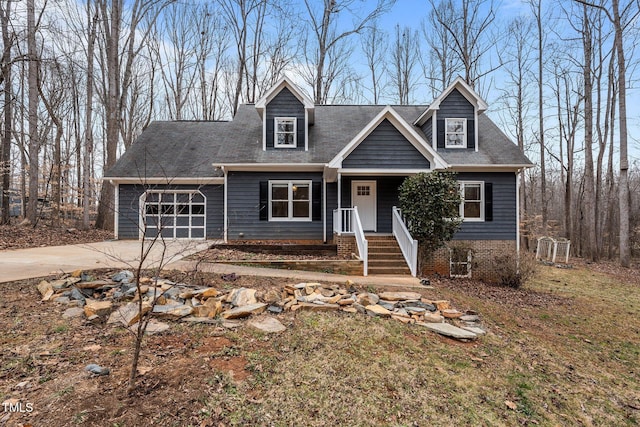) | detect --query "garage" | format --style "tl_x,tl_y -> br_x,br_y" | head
142,190 -> 206,239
